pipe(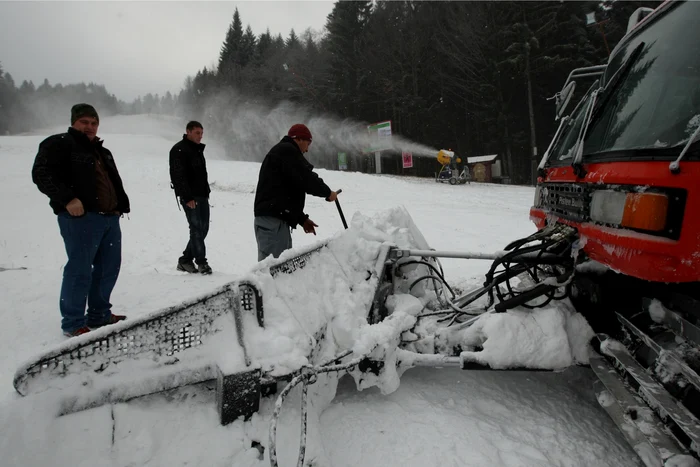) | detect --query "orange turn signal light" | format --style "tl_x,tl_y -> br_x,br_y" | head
621,193 -> 668,231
